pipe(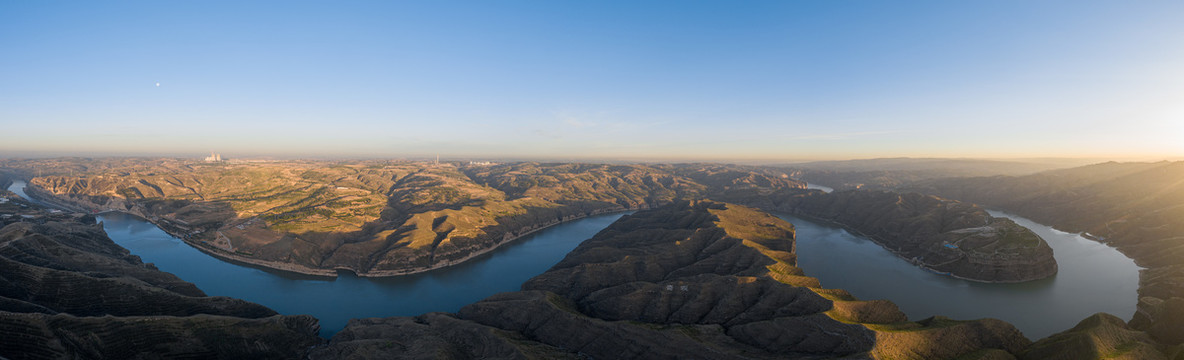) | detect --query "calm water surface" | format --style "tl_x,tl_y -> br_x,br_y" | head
9,180 -> 625,337
7,180 -> 49,207
8,181 -> 1140,340
781,210 -> 1141,340
97,211 -> 626,337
